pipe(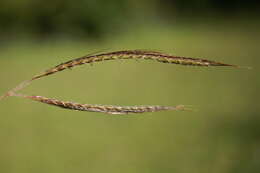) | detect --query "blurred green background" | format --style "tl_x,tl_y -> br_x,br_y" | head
0,0 -> 259,173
